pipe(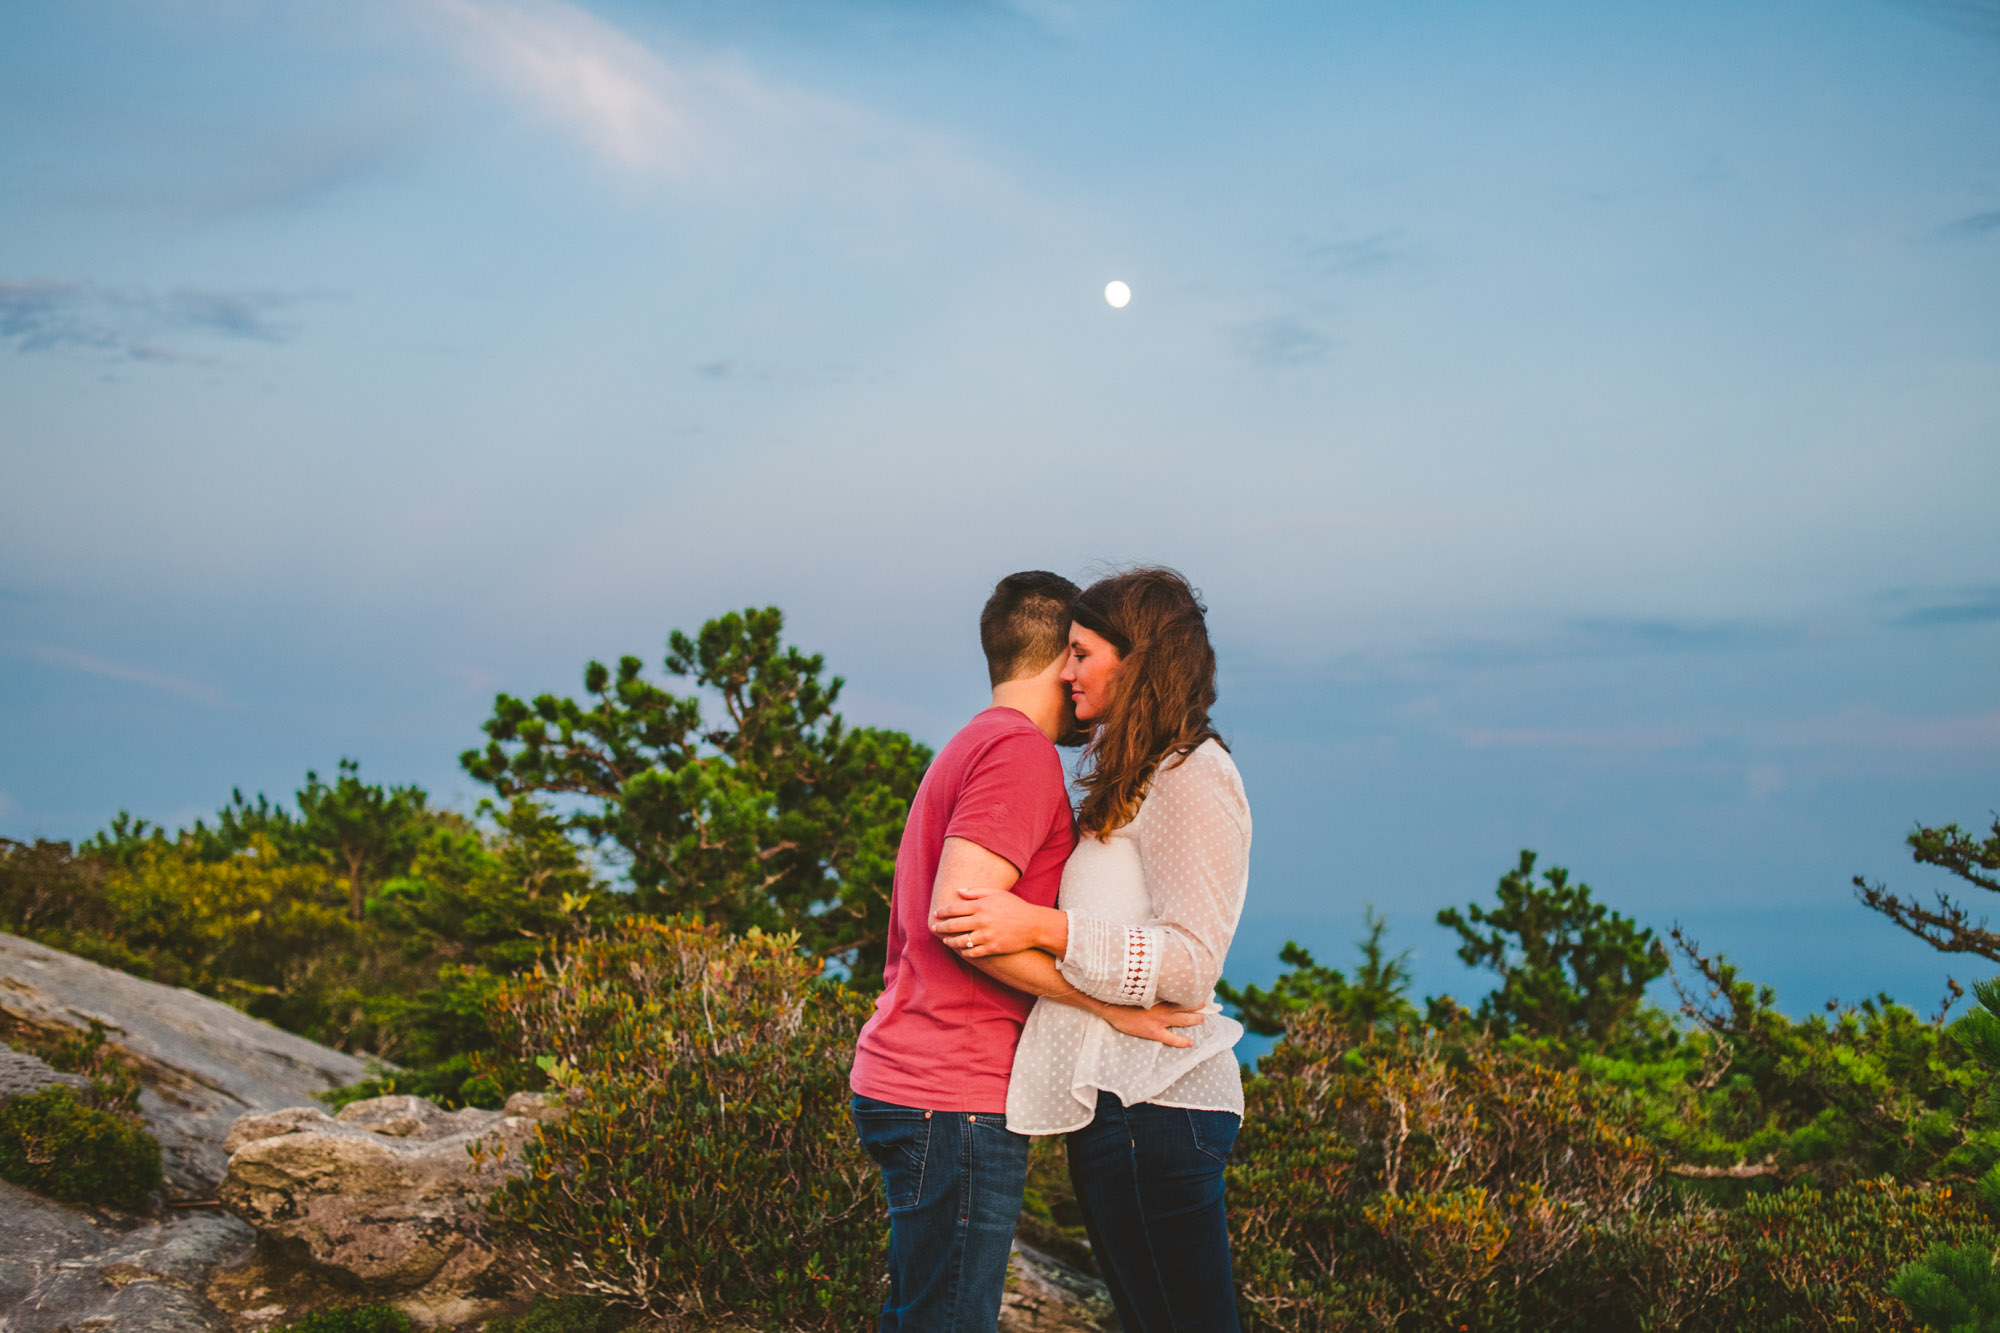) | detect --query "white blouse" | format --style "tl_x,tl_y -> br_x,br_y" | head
1005,739 -> 1252,1135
